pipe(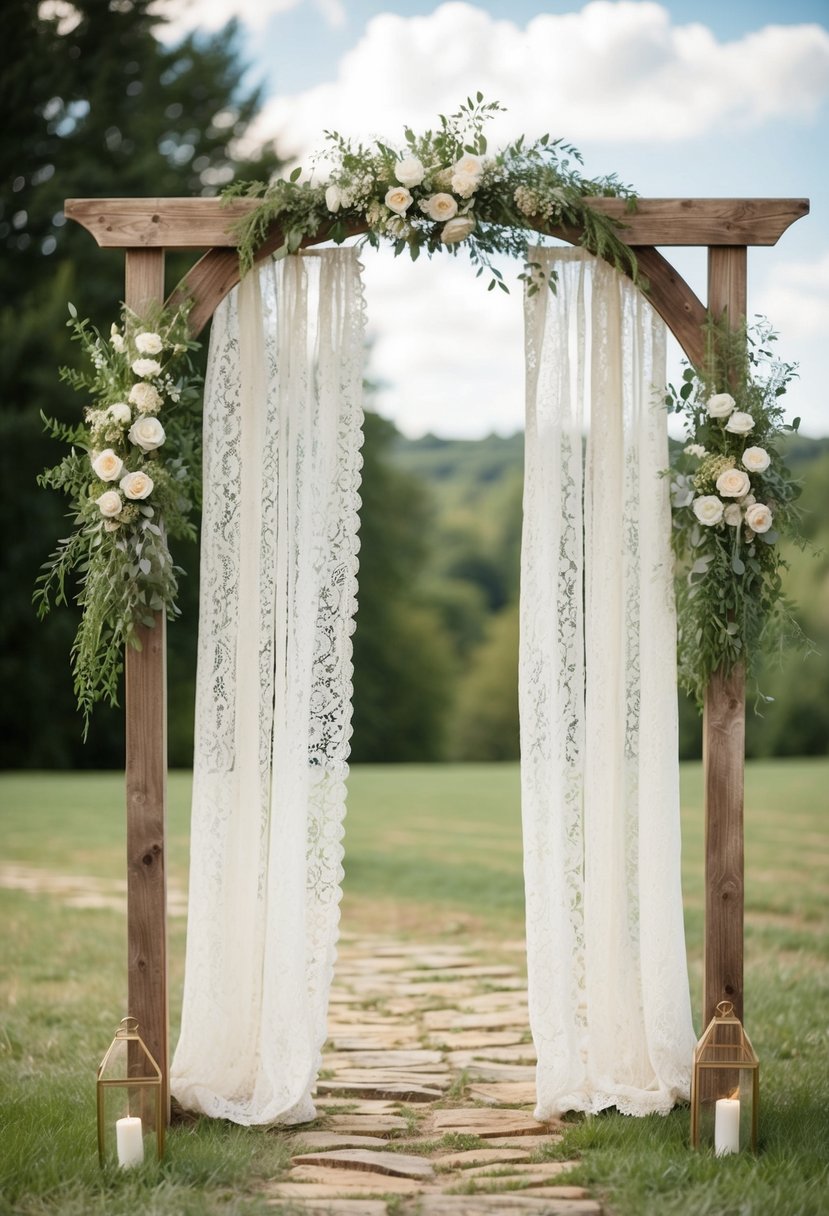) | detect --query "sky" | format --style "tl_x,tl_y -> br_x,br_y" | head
156,0 -> 829,438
